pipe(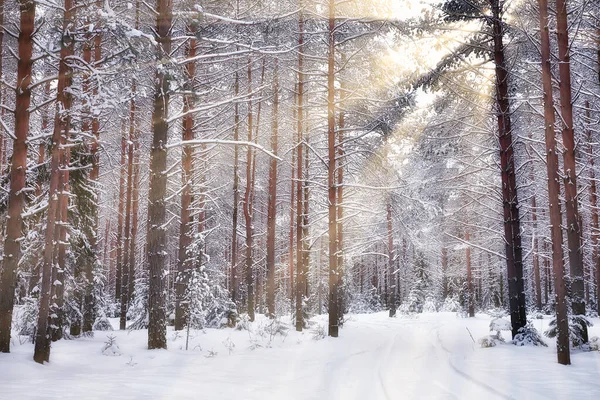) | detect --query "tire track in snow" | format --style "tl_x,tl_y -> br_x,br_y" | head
434,330 -> 516,400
